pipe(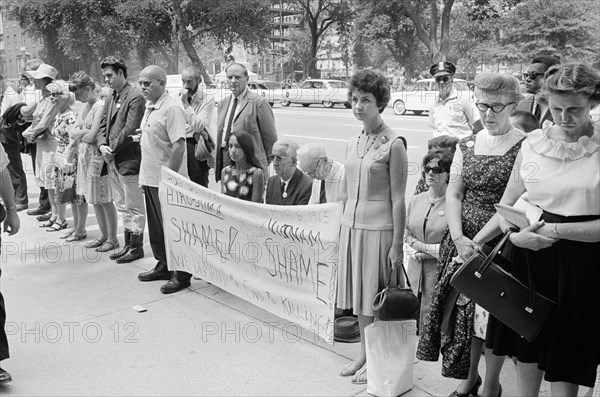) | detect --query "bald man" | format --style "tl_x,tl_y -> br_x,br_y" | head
135,65 -> 190,294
